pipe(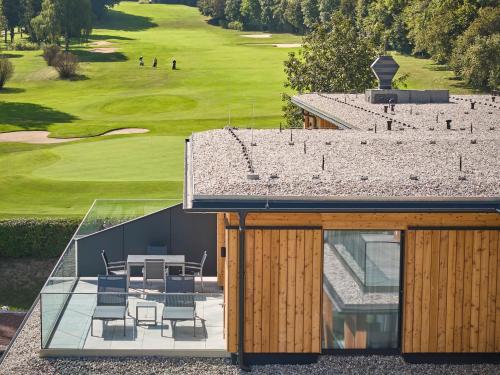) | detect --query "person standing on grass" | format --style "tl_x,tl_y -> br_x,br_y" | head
153,57 -> 158,68
139,56 -> 144,66
172,60 -> 176,70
